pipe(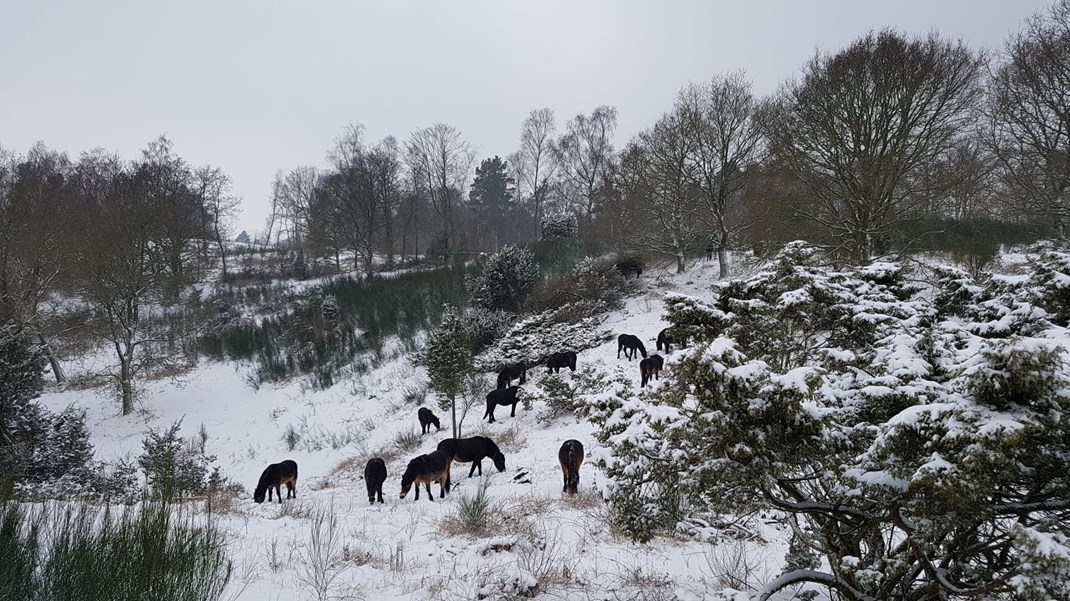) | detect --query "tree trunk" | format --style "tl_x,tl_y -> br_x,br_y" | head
119,346 -> 134,415
676,254 -> 685,274
718,247 -> 730,280
216,235 -> 228,278
38,334 -> 66,384
450,395 -> 458,439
